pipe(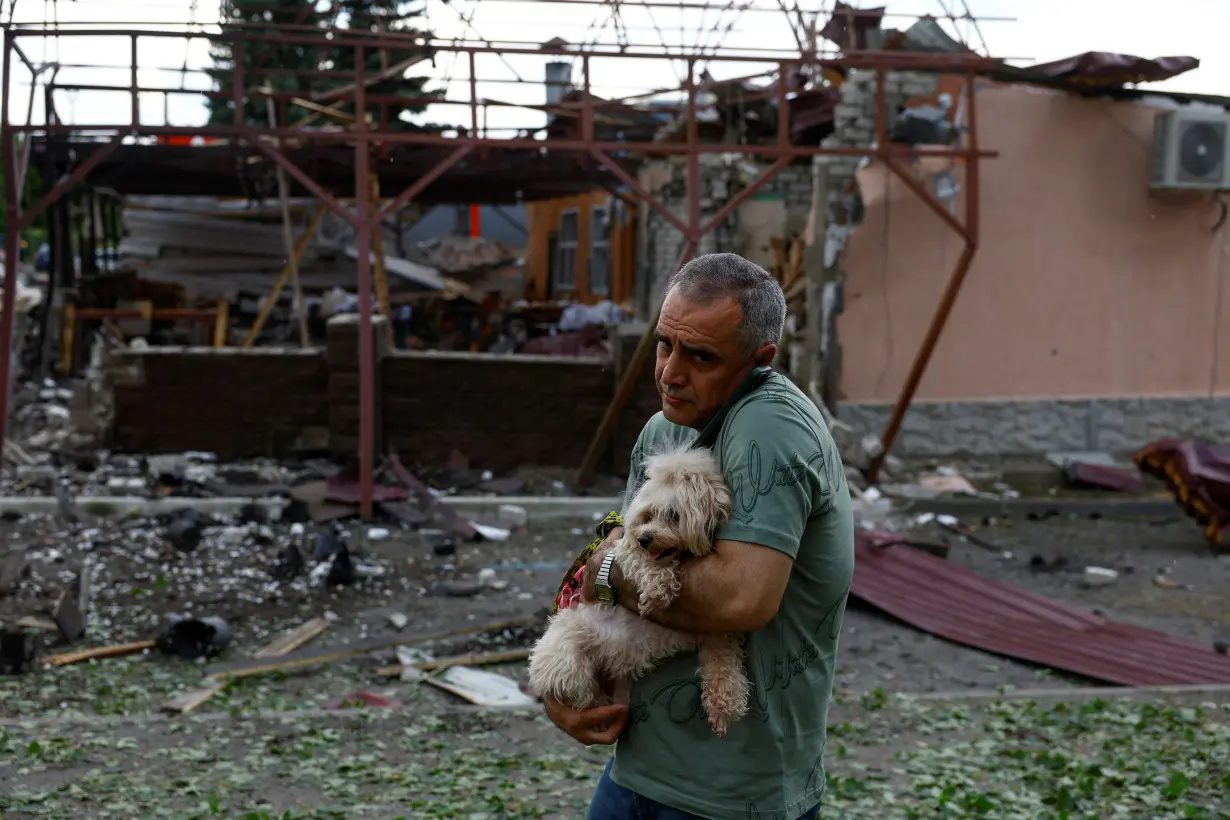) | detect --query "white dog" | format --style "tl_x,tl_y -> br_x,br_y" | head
528,446 -> 750,737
